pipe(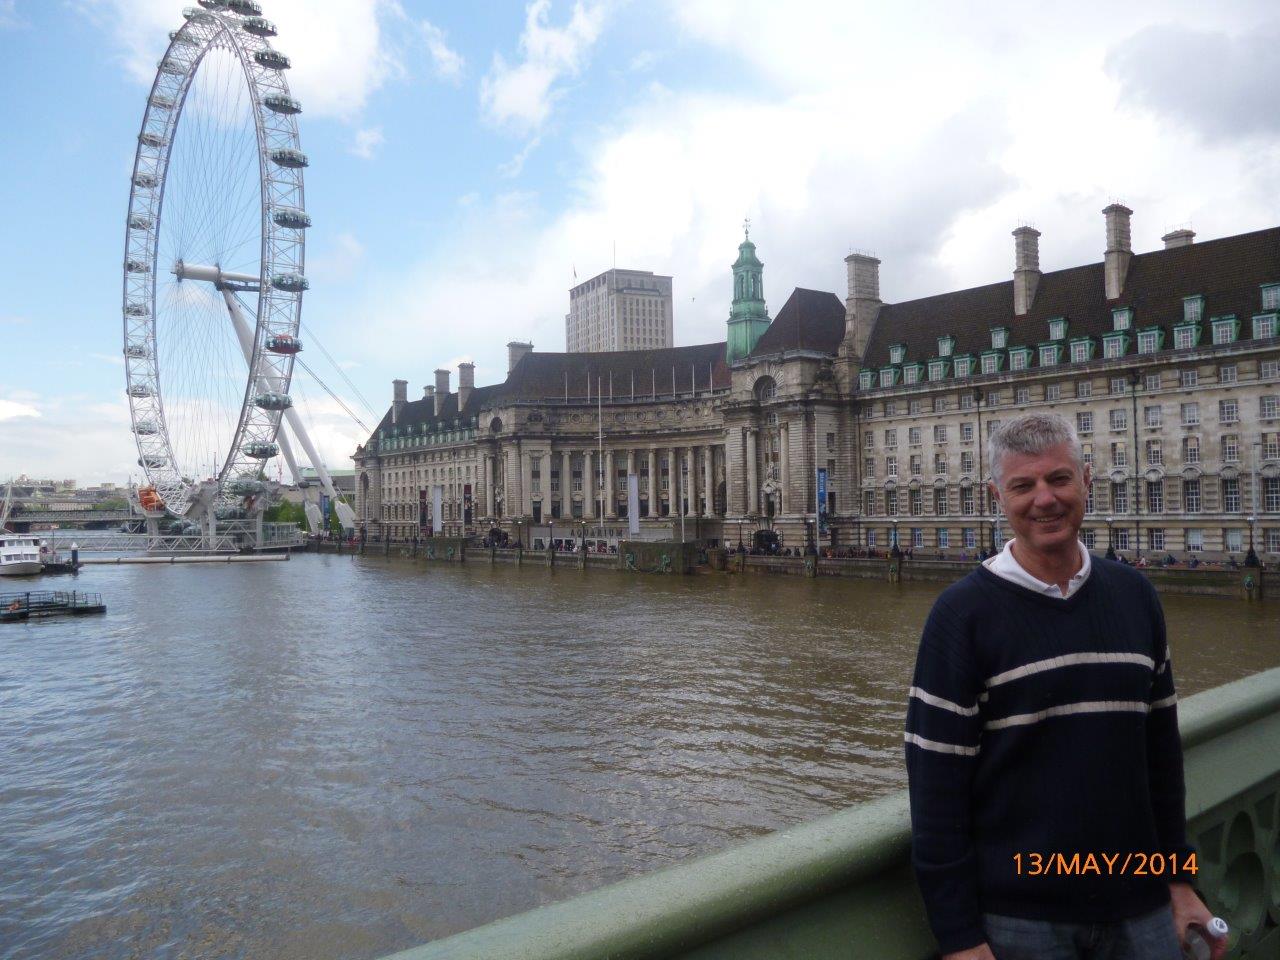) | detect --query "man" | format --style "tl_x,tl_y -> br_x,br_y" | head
905,413 -> 1223,960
